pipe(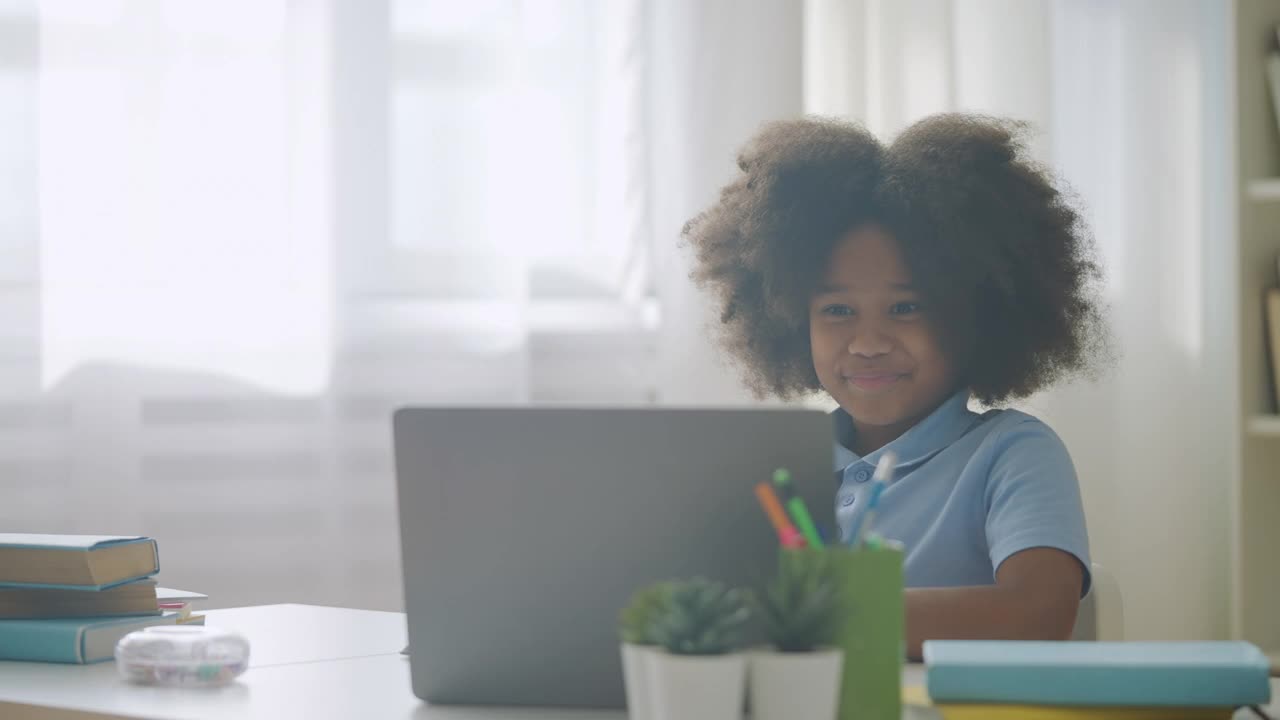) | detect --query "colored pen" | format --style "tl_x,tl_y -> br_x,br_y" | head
855,487 -> 886,548
754,482 -> 806,549
845,451 -> 896,548
772,468 -> 824,548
